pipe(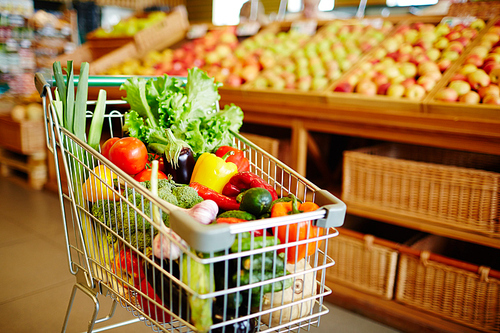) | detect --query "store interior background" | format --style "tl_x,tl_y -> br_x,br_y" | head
1,0 -> 500,332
